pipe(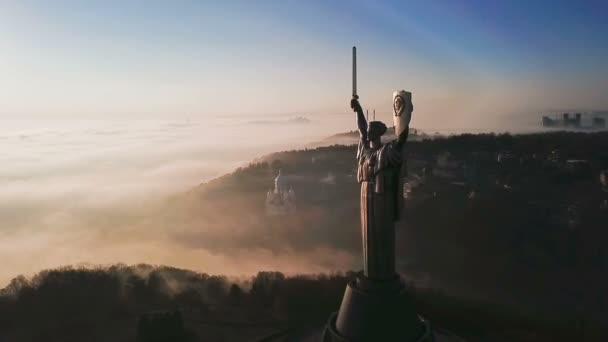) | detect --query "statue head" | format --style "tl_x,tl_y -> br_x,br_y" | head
367,121 -> 387,141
